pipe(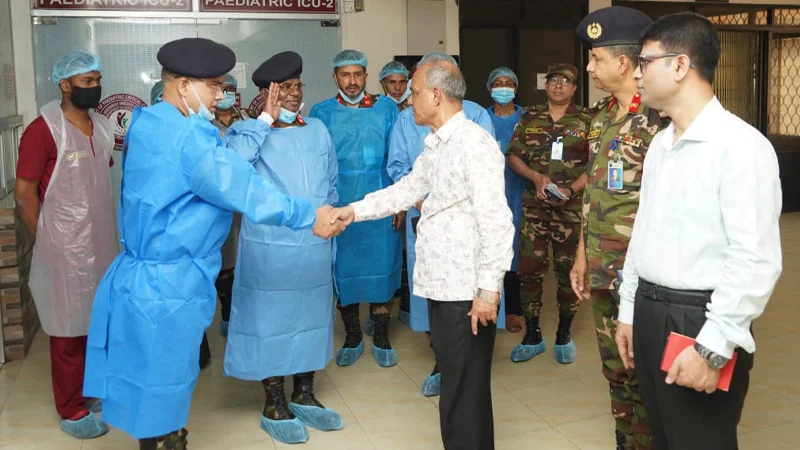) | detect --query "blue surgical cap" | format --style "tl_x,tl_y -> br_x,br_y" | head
487,67 -> 519,90
150,81 -> 163,105
333,49 -> 367,69
221,73 -> 237,90
51,50 -> 102,85
379,61 -> 409,80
